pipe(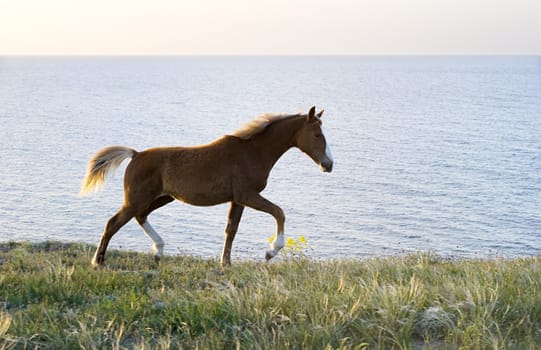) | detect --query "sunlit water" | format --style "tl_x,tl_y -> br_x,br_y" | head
1,56 -> 540,260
